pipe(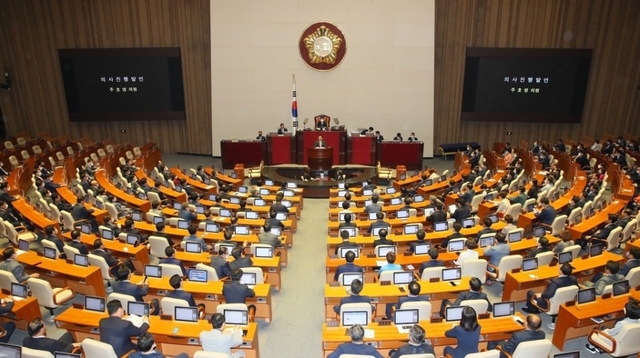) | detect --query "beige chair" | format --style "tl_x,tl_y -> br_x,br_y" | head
27,277 -> 75,321
593,226 -> 622,252
469,194 -> 485,214
245,160 -> 264,180
461,259 -> 488,283
377,161 -> 396,181
88,253 -> 115,286
8,156 -> 19,168
108,292 -> 136,311
339,302 -> 373,326
621,219 -> 637,243
0,270 -> 18,290
193,352 -> 231,358
503,203 -> 521,222
3,141 -> 13,150
62,245 -> 81,263
463,351 -> 500,358
22,347 -> 54,358
158,263 -> 184,278
160,297 -> 190,316
398,301 -> 432,321
567,207 -> 582,224
81,338 -> 121,358
531,285 -> 579,329
420,267 -> 445,281
41,239 -> 61,258
377,270 -> 405,283
459,299 -> 489,314
3,220 -> 37,246
588,322 -> 640,357
487,255 -> 523,283
148,236 -> 170,258
216,303 -> 255,323
547,215 -> 567,236
240,267 -> 266,284
195,263 -> 220,281
497,339 -> 552,358
626,266 -> 640,288
534,251 -> 555,266
60,210 -> 85,232
48,203 -> 62,223
562,244 -> 582,260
